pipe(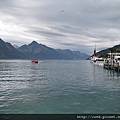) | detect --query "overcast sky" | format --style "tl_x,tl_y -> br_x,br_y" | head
0,0 -> 120,54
